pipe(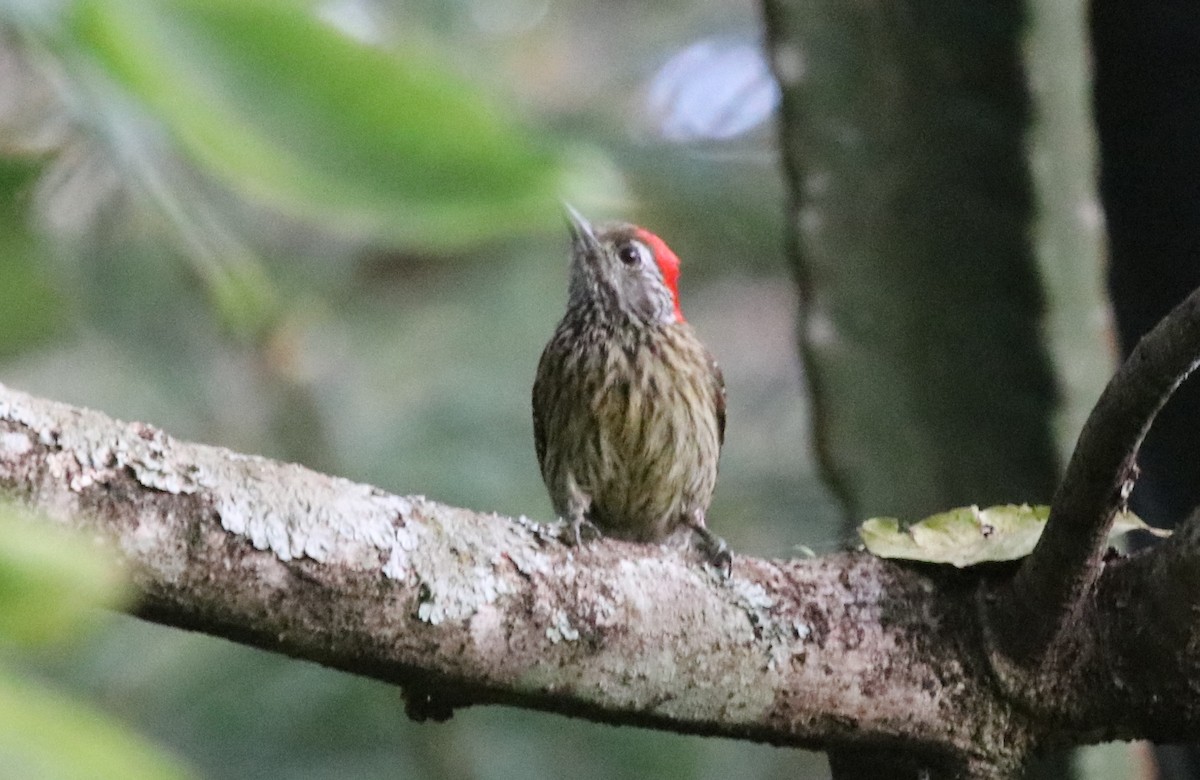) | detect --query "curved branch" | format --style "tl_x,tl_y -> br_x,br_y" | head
988,284 -> 1200,672
0,383 -> 1019,766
